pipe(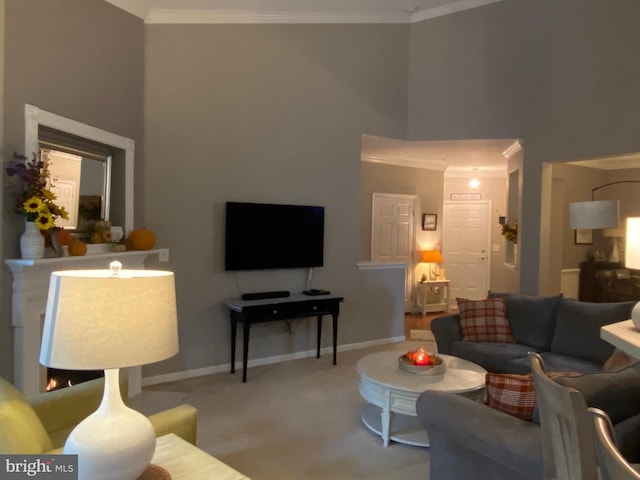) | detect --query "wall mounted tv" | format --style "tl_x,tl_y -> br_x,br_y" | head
225,202 -> 325,271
